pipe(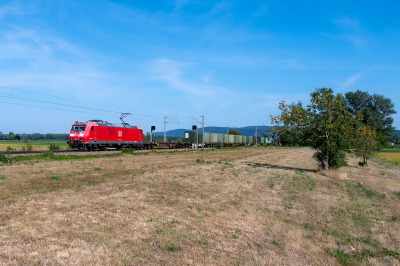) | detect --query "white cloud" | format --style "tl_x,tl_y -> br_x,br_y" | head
334,66 -> 376,90
325,16 -> 366,48
0,1 -> 25,18
150,59 -> 215,97
332,17 -> 361,30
